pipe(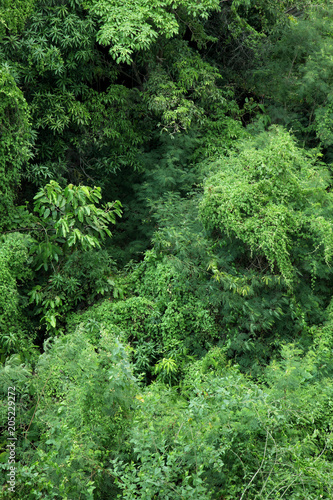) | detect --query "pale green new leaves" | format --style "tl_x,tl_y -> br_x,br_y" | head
200,126 -> 333,285
84,0 -> 220,63
0,233 -> 33,357
0,0 -> 35,39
